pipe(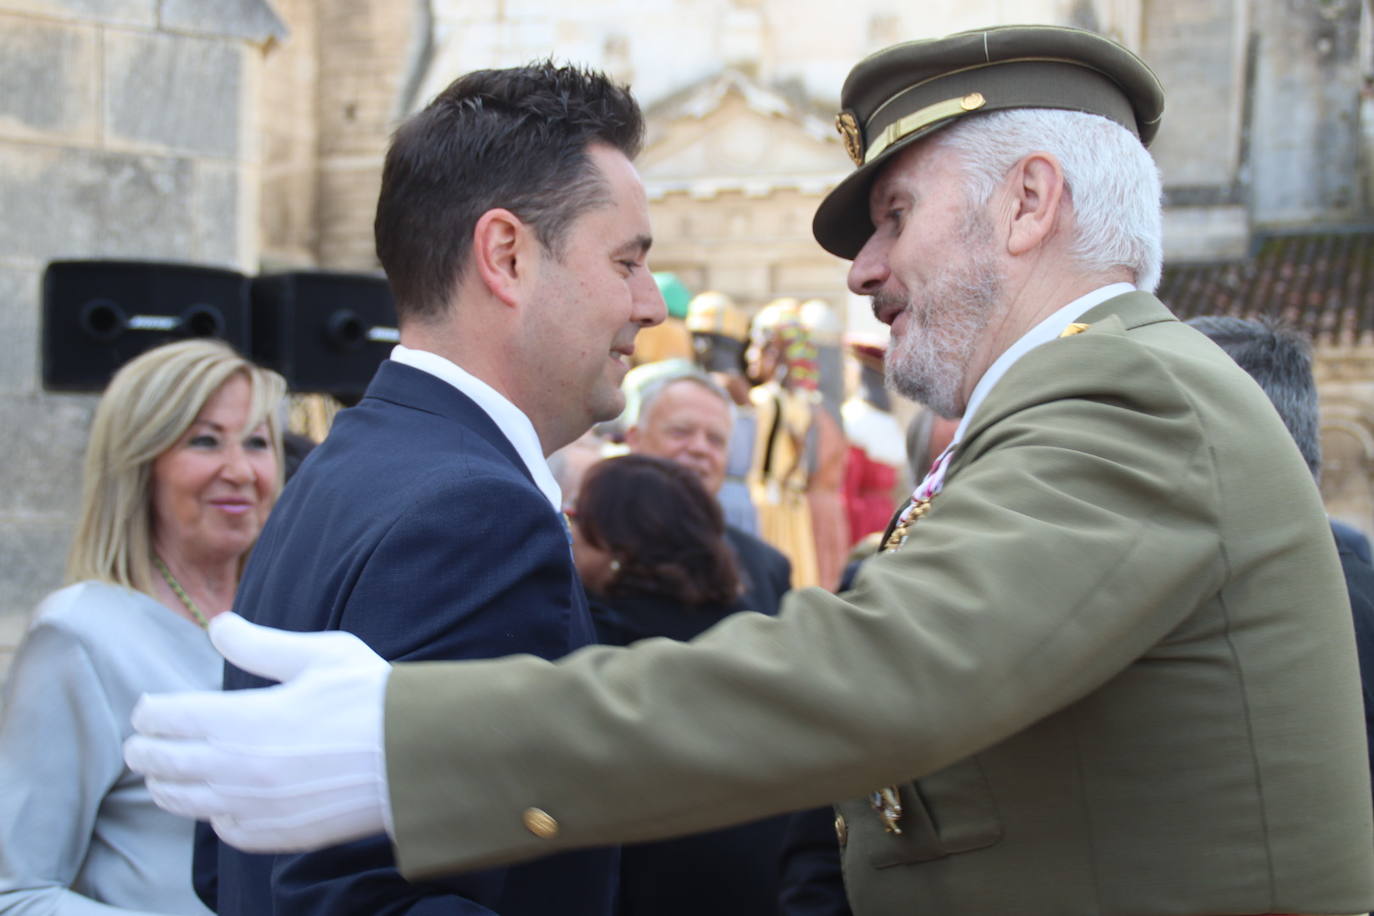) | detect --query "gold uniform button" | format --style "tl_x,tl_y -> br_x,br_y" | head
834,814 -> 848,849
522,807 -> 559,839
